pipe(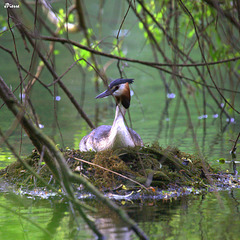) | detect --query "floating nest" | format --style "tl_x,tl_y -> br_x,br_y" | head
0,144 -> 219,192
